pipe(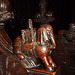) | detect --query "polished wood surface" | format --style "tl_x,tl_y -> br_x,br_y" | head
0,19 -> 60,74
0,0 -> 60,74
13,19 -> 57,72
